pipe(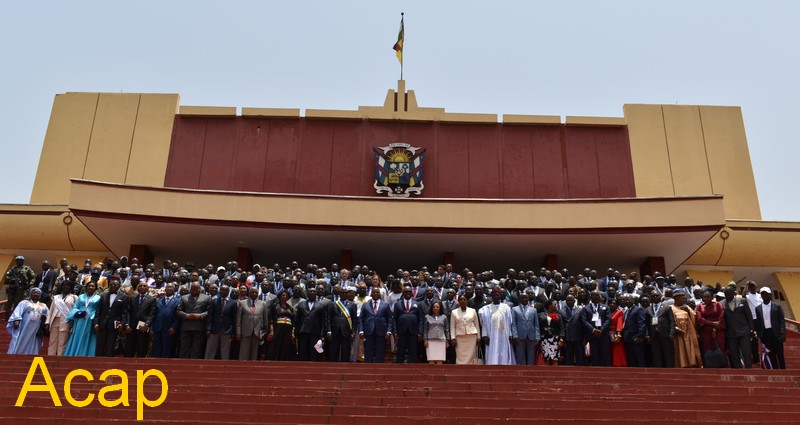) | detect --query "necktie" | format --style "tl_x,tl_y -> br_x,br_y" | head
220,298 -> 225,316
406,300 -> 410,313
374,301 -> 379,314
251,299 -> 256,312
139,295 -> 144,305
